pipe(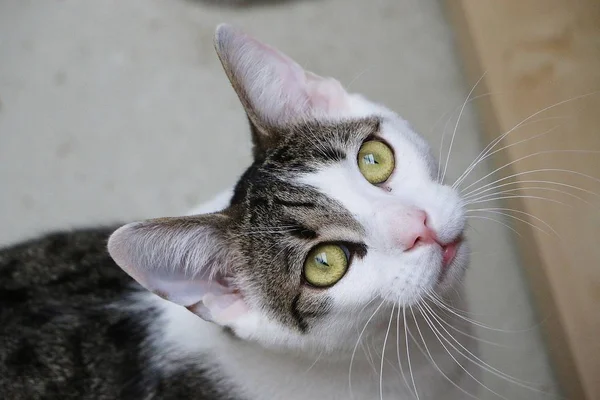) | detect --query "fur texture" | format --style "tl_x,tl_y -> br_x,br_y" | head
0,228 -> 230,399
1,25 -> 480,399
